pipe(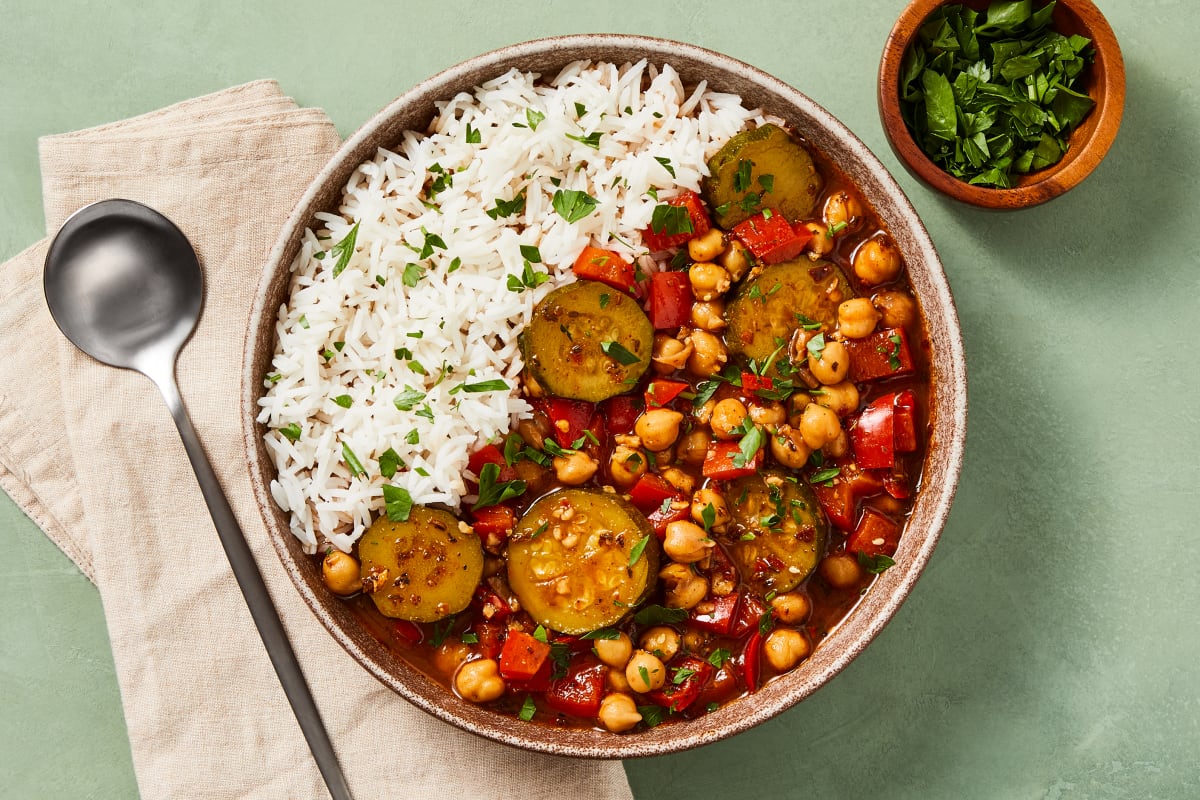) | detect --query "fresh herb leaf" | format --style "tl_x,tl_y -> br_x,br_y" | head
552,189 -> 599,223
507,260 -> 551,292
332,394 -> 353,409
673,666 -> 697,685
378,448 -> 403,478
473,462 -> 526,510
532,625 -> 549,643
638,665 -> 651,686
393,386 -> 425,411
654,156 -> 676,178
574,102 -> 587,118
341,441 -> 366,476
692,380 -> 721,408
450,379 -> 509,394
465,123 -> 481,144
581,628 -> 621,640
638,705 -> 664,727
525,108 -> 545,130
599,293 -> 610,309
708,648 -> 732,669
486,190 -> 526,220
810,466 -> 841,486
404,429 -> 420,445
700,503 -> 717,532
402,262 -> 424,287
733,159 -> 753,193
758,173 -> 775,193
806,332 -> 826,361
858,551 -> 896,574
518,695 -> 537,721
732,425 -> 765,469
330,222 -> 360,277
278,423 -> 301,442
628,535 -> 650,567
600,340 -> 640,366
461,631 -> 479,644
382,484 -> 413,521
566,130 -> 602,149
634,605 -> 689,625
